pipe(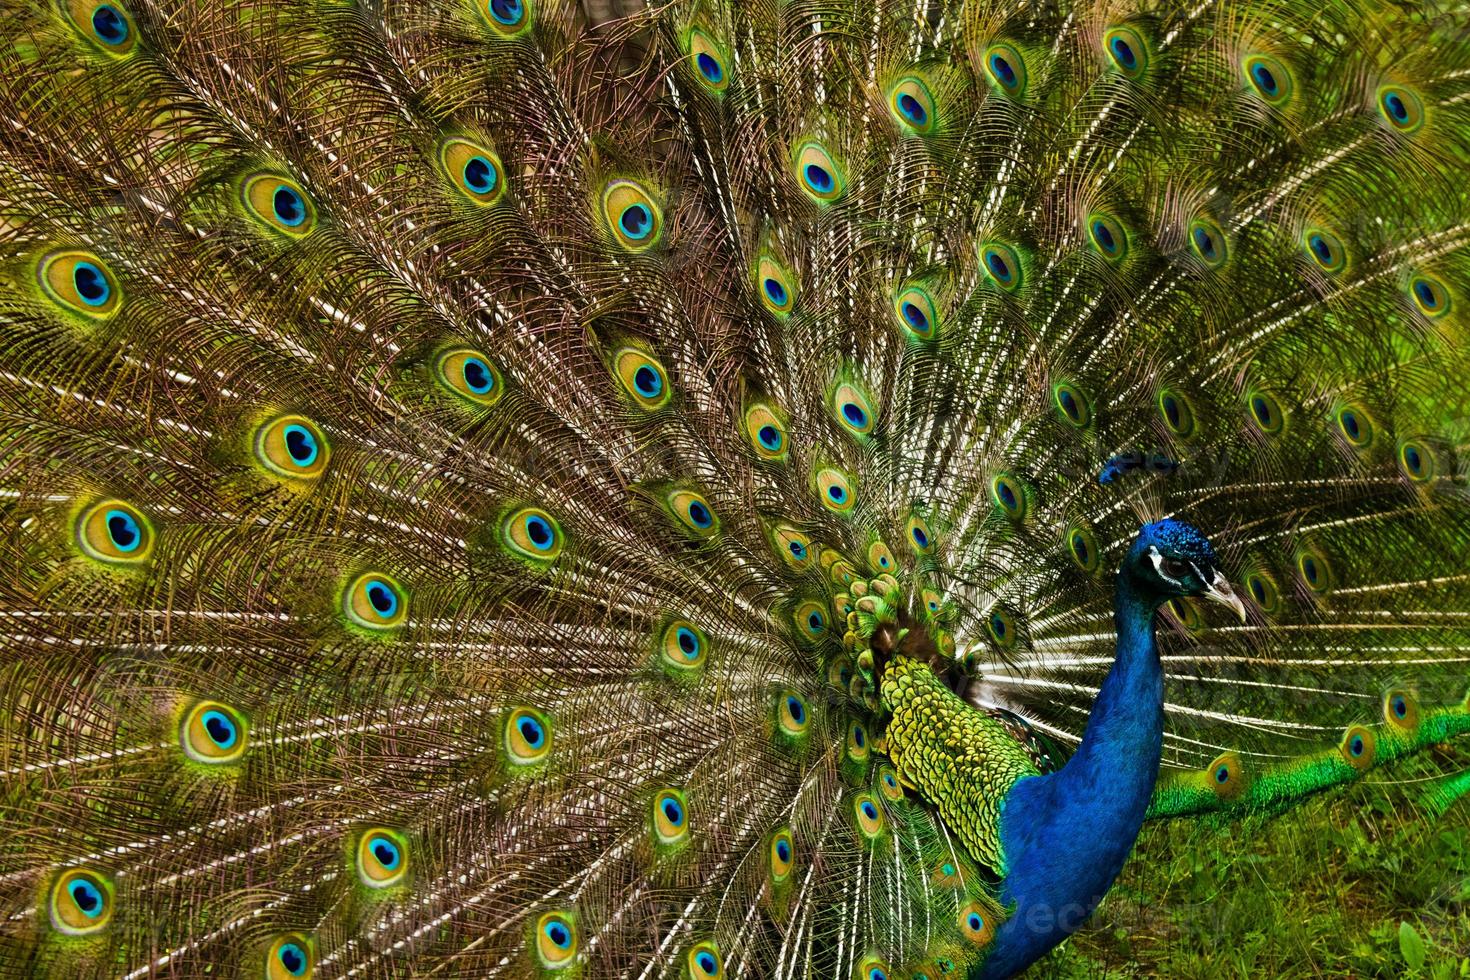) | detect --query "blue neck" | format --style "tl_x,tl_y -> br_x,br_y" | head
980,574 -> 1164,978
